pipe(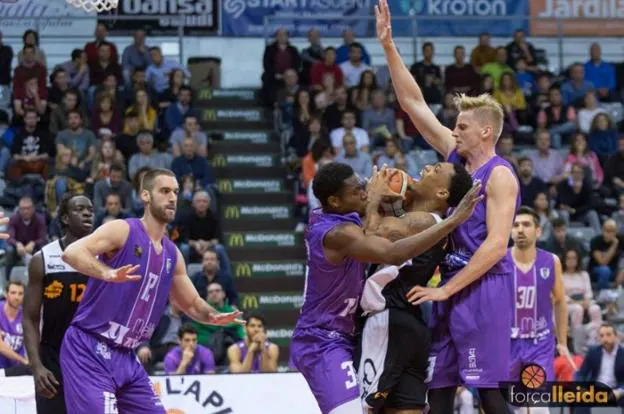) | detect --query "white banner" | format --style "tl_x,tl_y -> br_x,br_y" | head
0,373 -> 321,414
